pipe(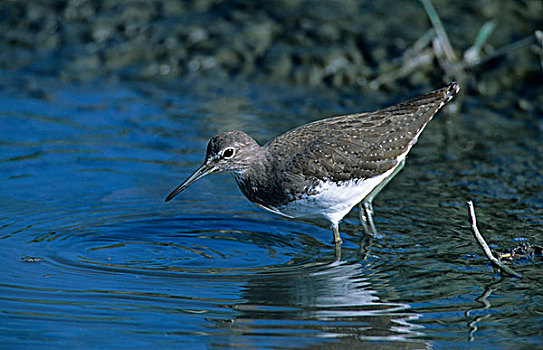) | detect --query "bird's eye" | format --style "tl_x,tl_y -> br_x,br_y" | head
222,147 -> 235,158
